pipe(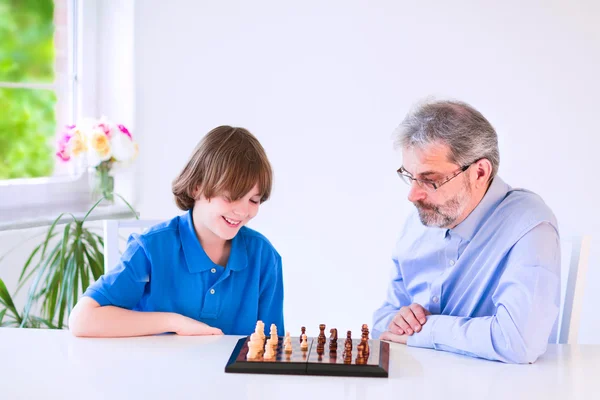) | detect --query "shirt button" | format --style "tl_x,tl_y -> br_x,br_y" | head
449,260 -> 455,266
211,268 -> 216,273
432,296 -> 439,303
210,289 -> 216,295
